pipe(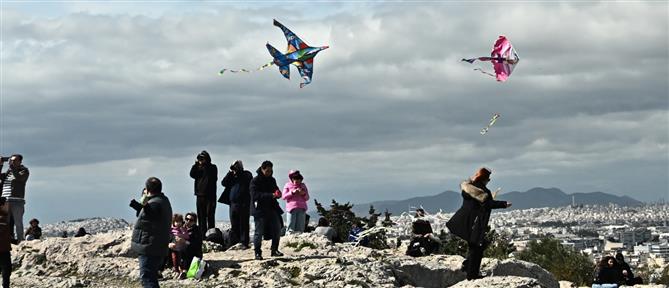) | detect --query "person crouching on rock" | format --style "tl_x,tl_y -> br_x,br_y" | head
129,177 -> 173,288
592,256 -> 623,288
25,218 -> 42,240
250,160 -> 284,260
446,167 -> 511,280
0,197 -> 13,288
168,213 -> 189,278
406,208 -> 440,257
